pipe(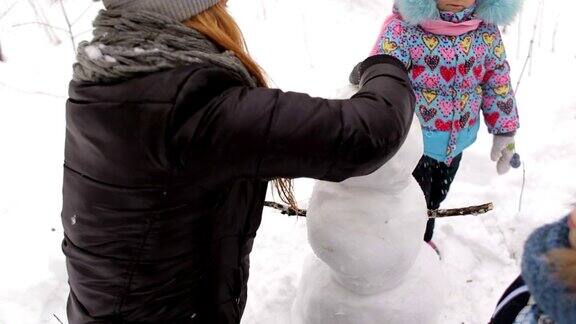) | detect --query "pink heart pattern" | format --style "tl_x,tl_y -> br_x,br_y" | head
470,101 -> 480,114
438,100 -> 453,116
392,23 -> 404,37
423,76 -> 439,88
494,75 -> 510,86
410,46 -> 425,61
483,96 -> 495,109
440,47 -> 456,61
474,46 -> 486,60
459,77 -> 473,90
